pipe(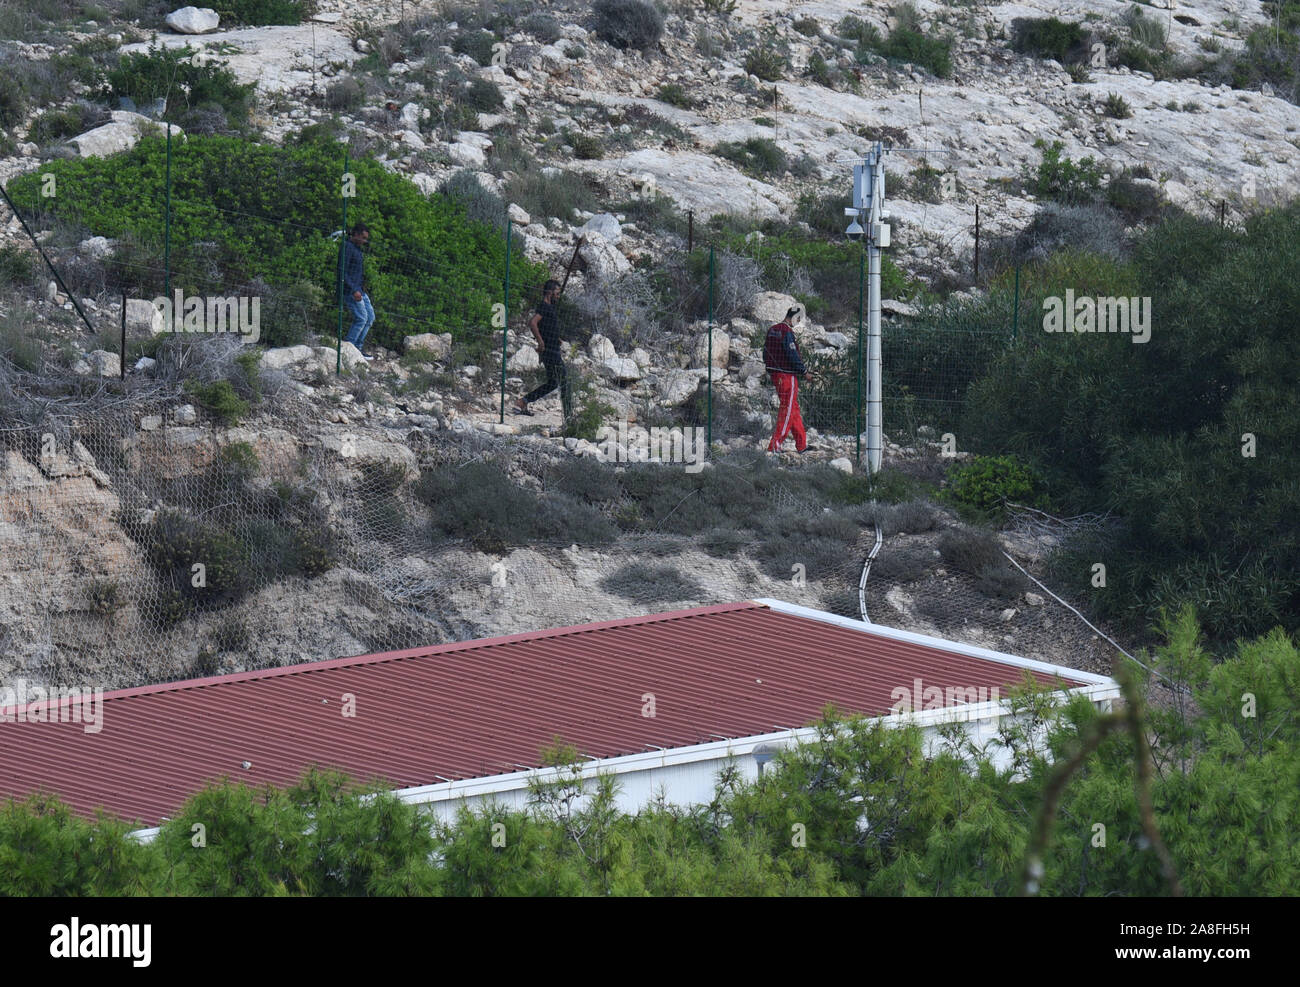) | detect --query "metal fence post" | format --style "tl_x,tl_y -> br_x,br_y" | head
500,217 -> 511,425
856,248 -> 864,467
707,245 -> 714,448
1011,264 -> 1020,342
337,149 -> 348,375
163,123 -> 172,306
